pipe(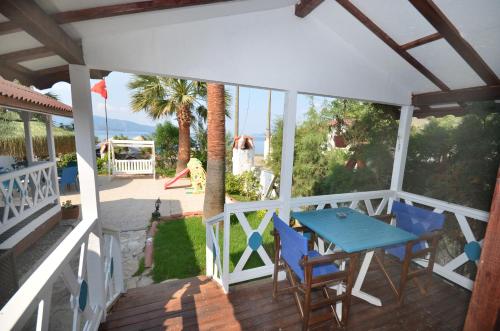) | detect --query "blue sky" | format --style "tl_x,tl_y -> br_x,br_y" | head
42,71 -> 332,135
